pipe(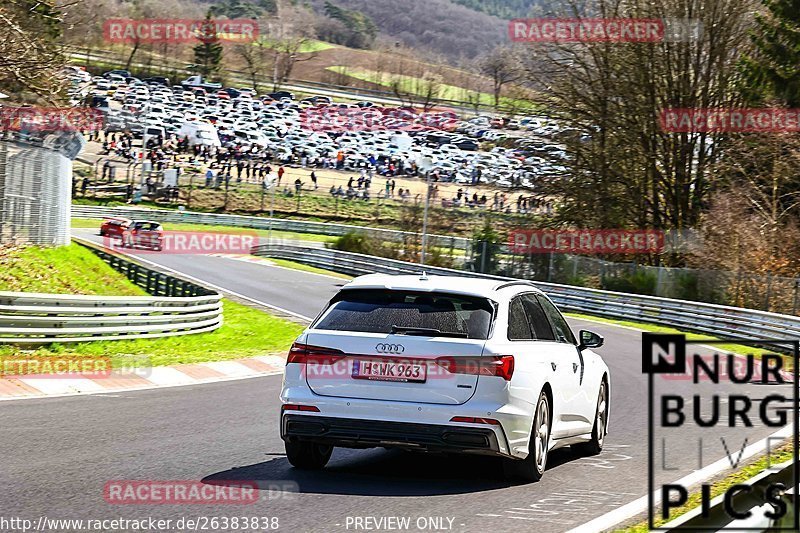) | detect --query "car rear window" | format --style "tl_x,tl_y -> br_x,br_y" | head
314,289 -> 495,340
